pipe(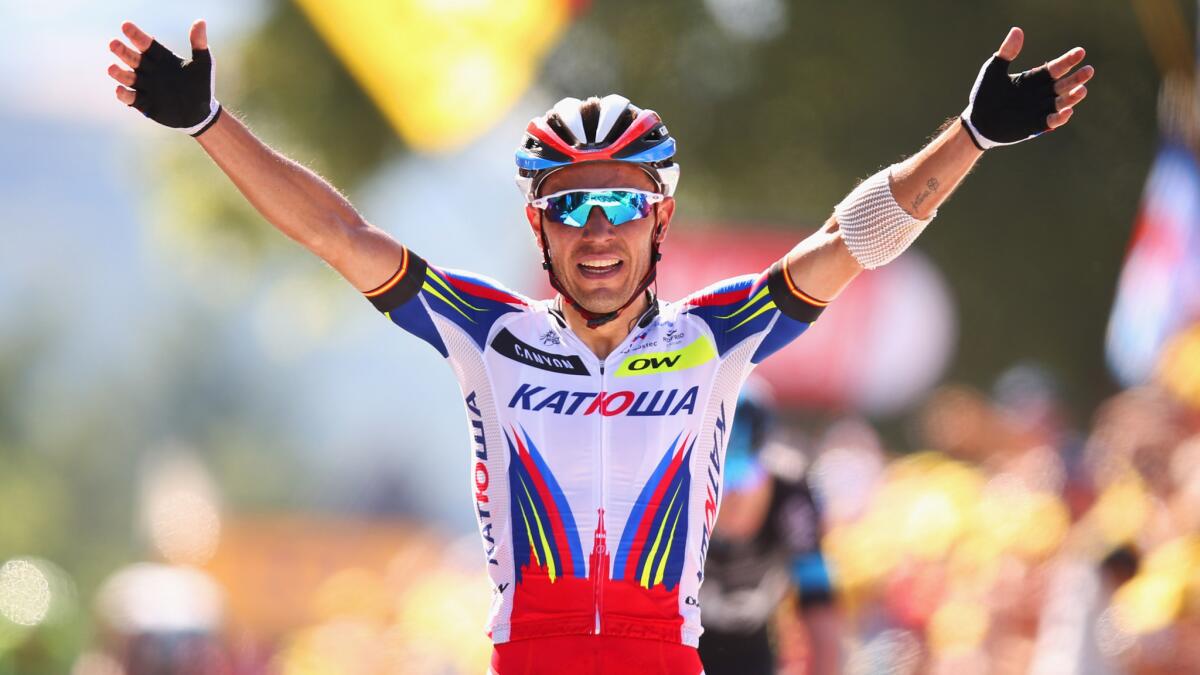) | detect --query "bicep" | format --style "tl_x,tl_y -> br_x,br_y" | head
785,216 -> 863,303
323,218 -> 408,293
362,252 -> 532,356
